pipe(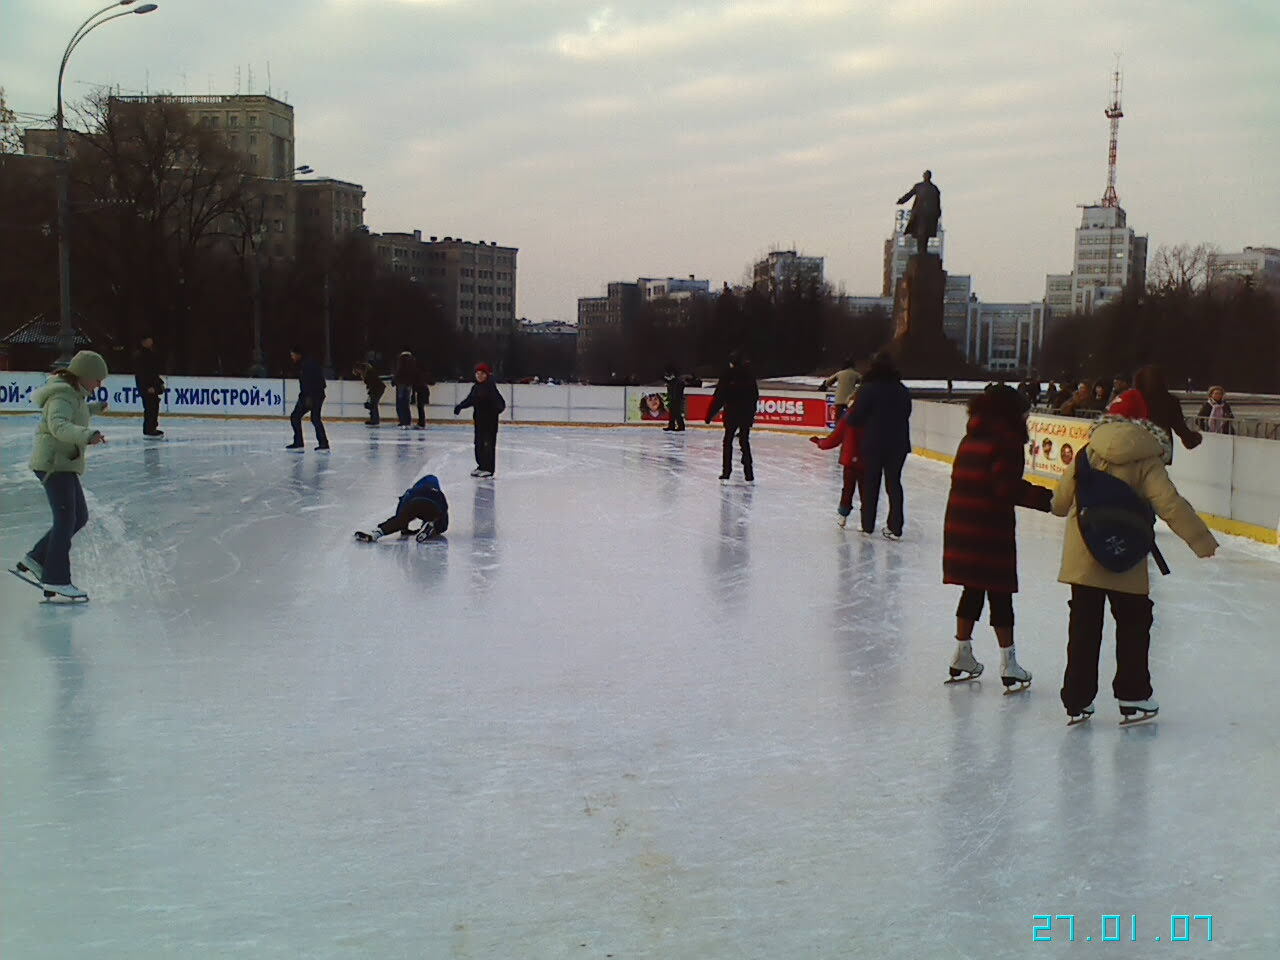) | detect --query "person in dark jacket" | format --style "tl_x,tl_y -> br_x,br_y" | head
393,351 -> 419,428
1196,386 -> 1234,435
454,362 -> 506,477
942,385 -> 1052,688
1108,364 -> 1203,462
134,335 -> 165,437
287,347 -> 329,451
413,364 -> 431,429
662,365 -> 686,432
354,361 -> 386,426
354,474 -> 449,542
849,352 -> 912,538
705,353 -> 759,481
